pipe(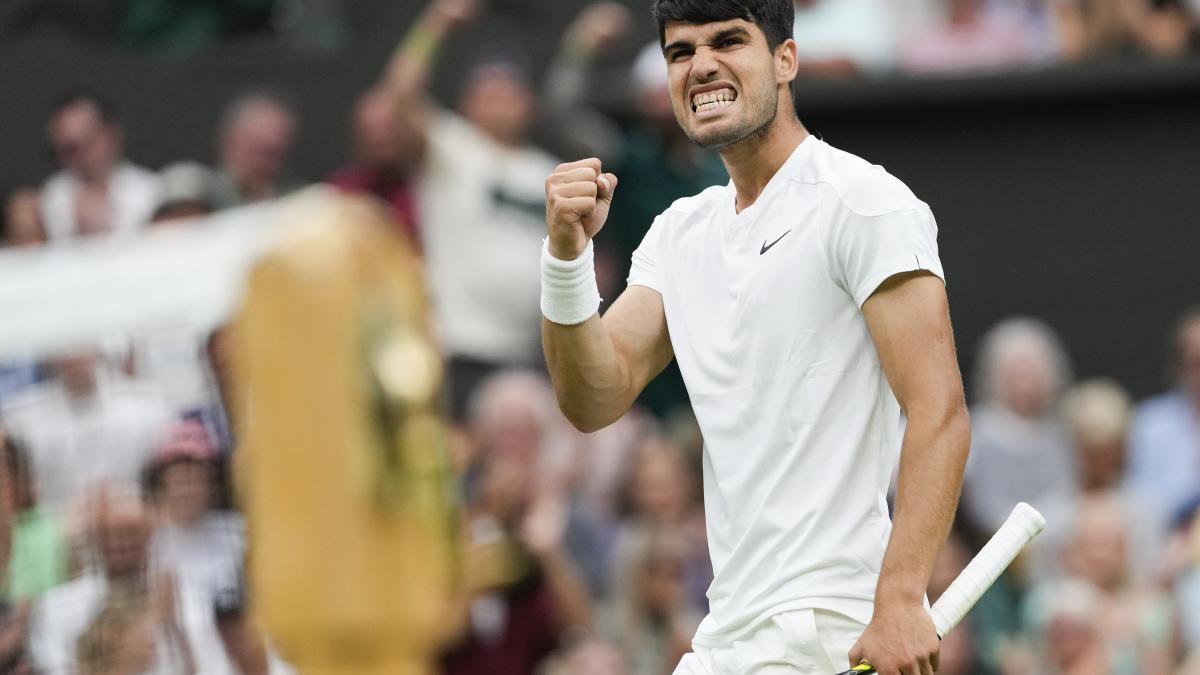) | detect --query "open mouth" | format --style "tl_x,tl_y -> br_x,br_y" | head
691,87 -> 737,114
